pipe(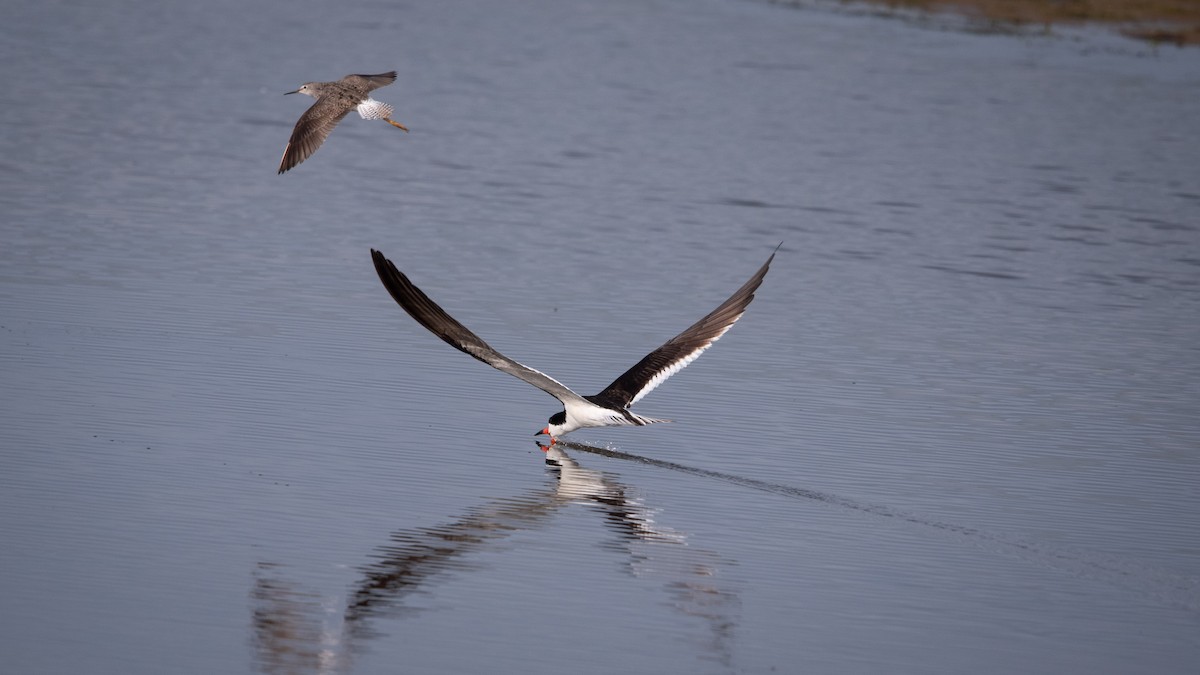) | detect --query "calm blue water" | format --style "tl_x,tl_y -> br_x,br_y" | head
2,0 -> 1198,673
